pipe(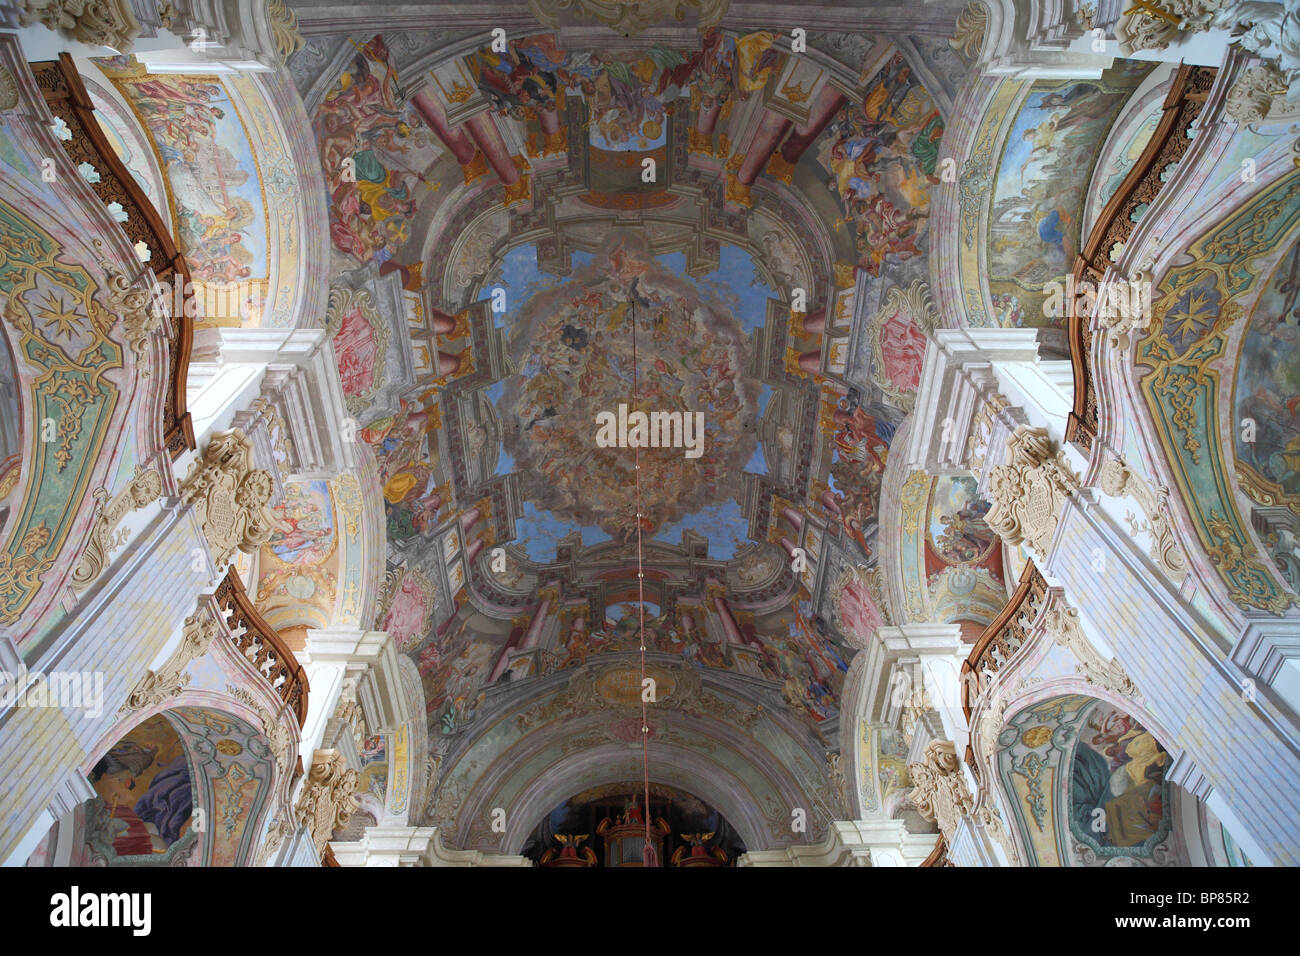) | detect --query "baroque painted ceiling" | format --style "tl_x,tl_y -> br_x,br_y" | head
149,2 -> 1152,852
